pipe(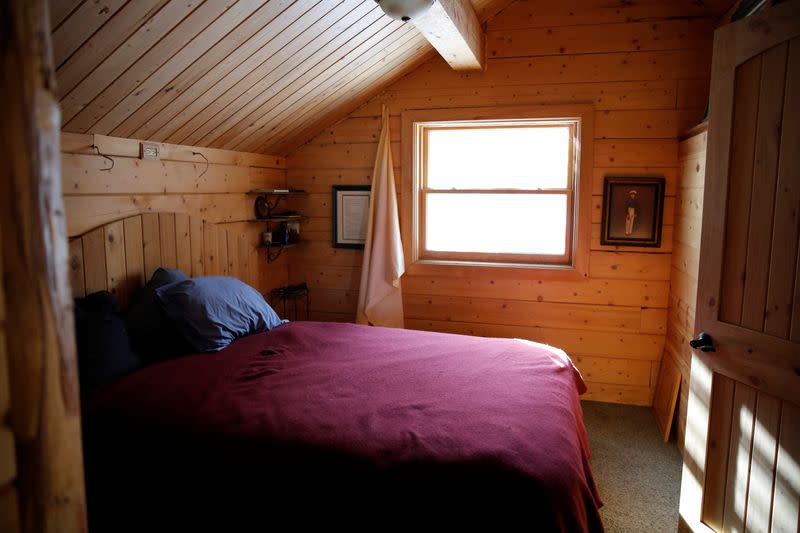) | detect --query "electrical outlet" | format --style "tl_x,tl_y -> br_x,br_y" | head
140,142 -> 160,160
